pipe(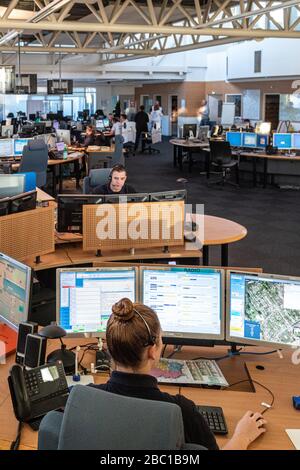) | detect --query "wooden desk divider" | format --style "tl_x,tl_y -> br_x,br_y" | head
0,204 -> 55,262
83,201 -> 185,255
